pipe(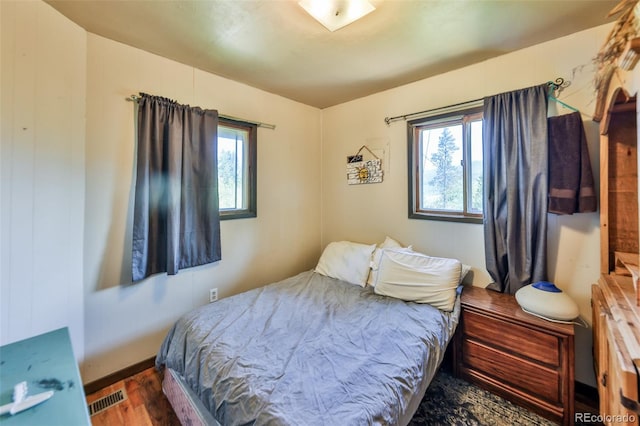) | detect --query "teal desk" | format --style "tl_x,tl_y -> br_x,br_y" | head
0,328 -> 90,425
